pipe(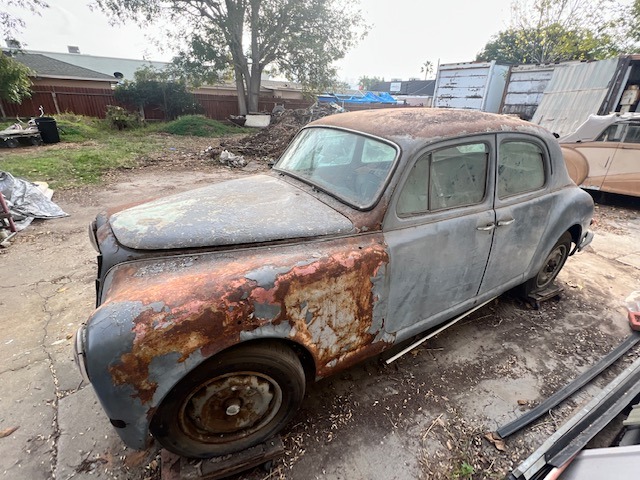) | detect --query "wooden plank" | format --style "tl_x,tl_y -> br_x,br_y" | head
161,436 -> 285,480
